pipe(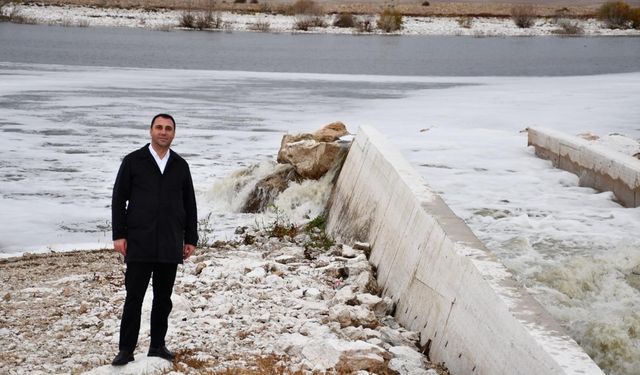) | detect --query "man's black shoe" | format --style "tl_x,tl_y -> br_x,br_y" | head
111,351 -> 134,366
147,345 -> 175,361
